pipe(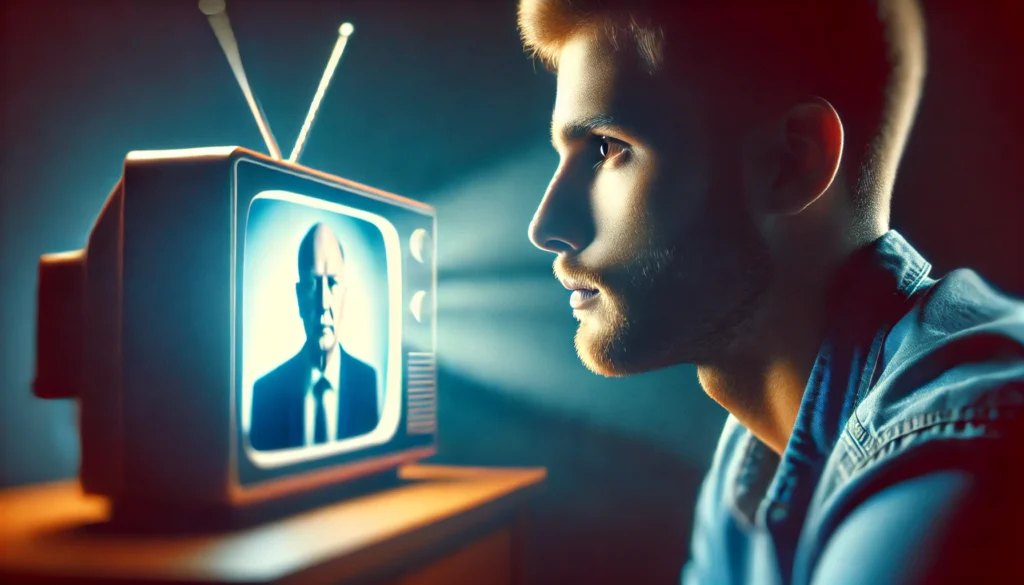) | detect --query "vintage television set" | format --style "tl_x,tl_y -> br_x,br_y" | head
32,0 -> 437,516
